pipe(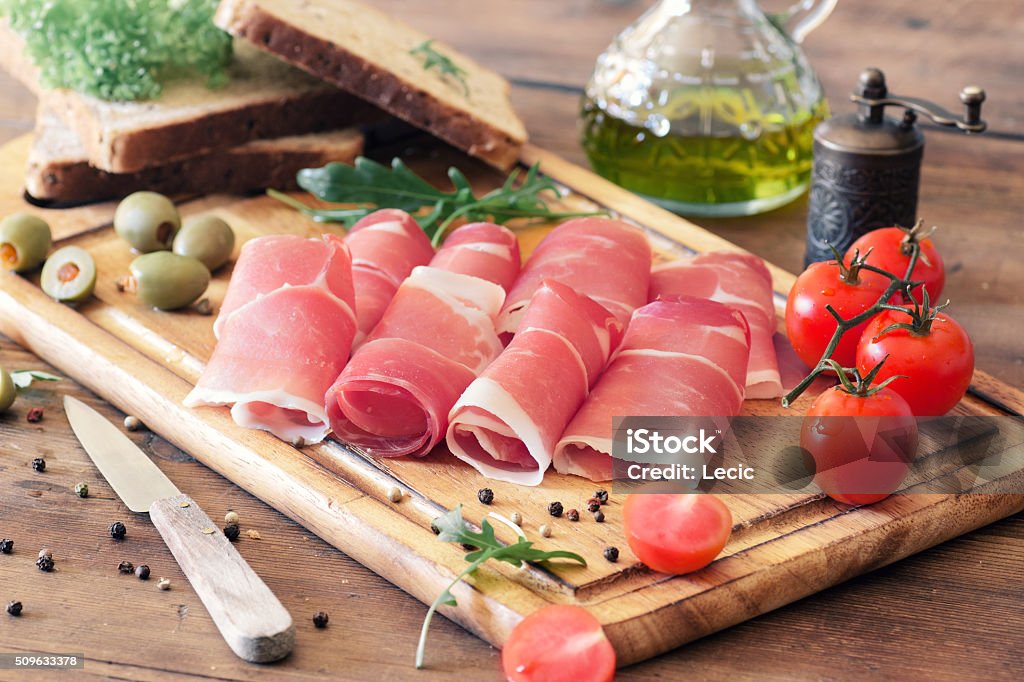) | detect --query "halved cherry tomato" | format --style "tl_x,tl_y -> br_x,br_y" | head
502,604 -> 616,682
847,224 -> 945,301
785,257 -> 889,369
622,494 -> 732,574
801,382 -> 918,505
856,307 -> 974,416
